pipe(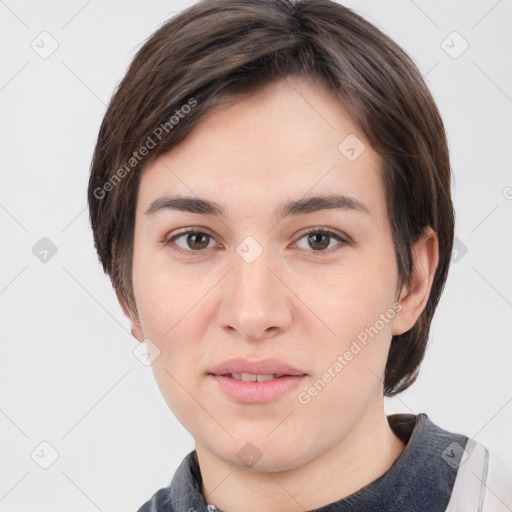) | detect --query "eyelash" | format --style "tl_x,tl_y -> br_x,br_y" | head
165,227 -> 350,256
